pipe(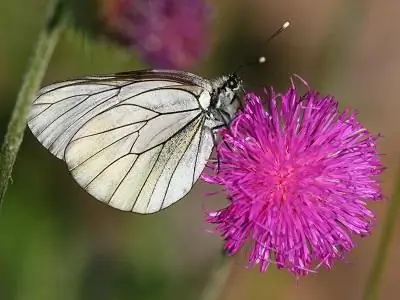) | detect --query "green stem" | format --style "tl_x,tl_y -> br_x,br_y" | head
0,0 -> 66,206
362,174 -> 400,300
199,252 -> 233,300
